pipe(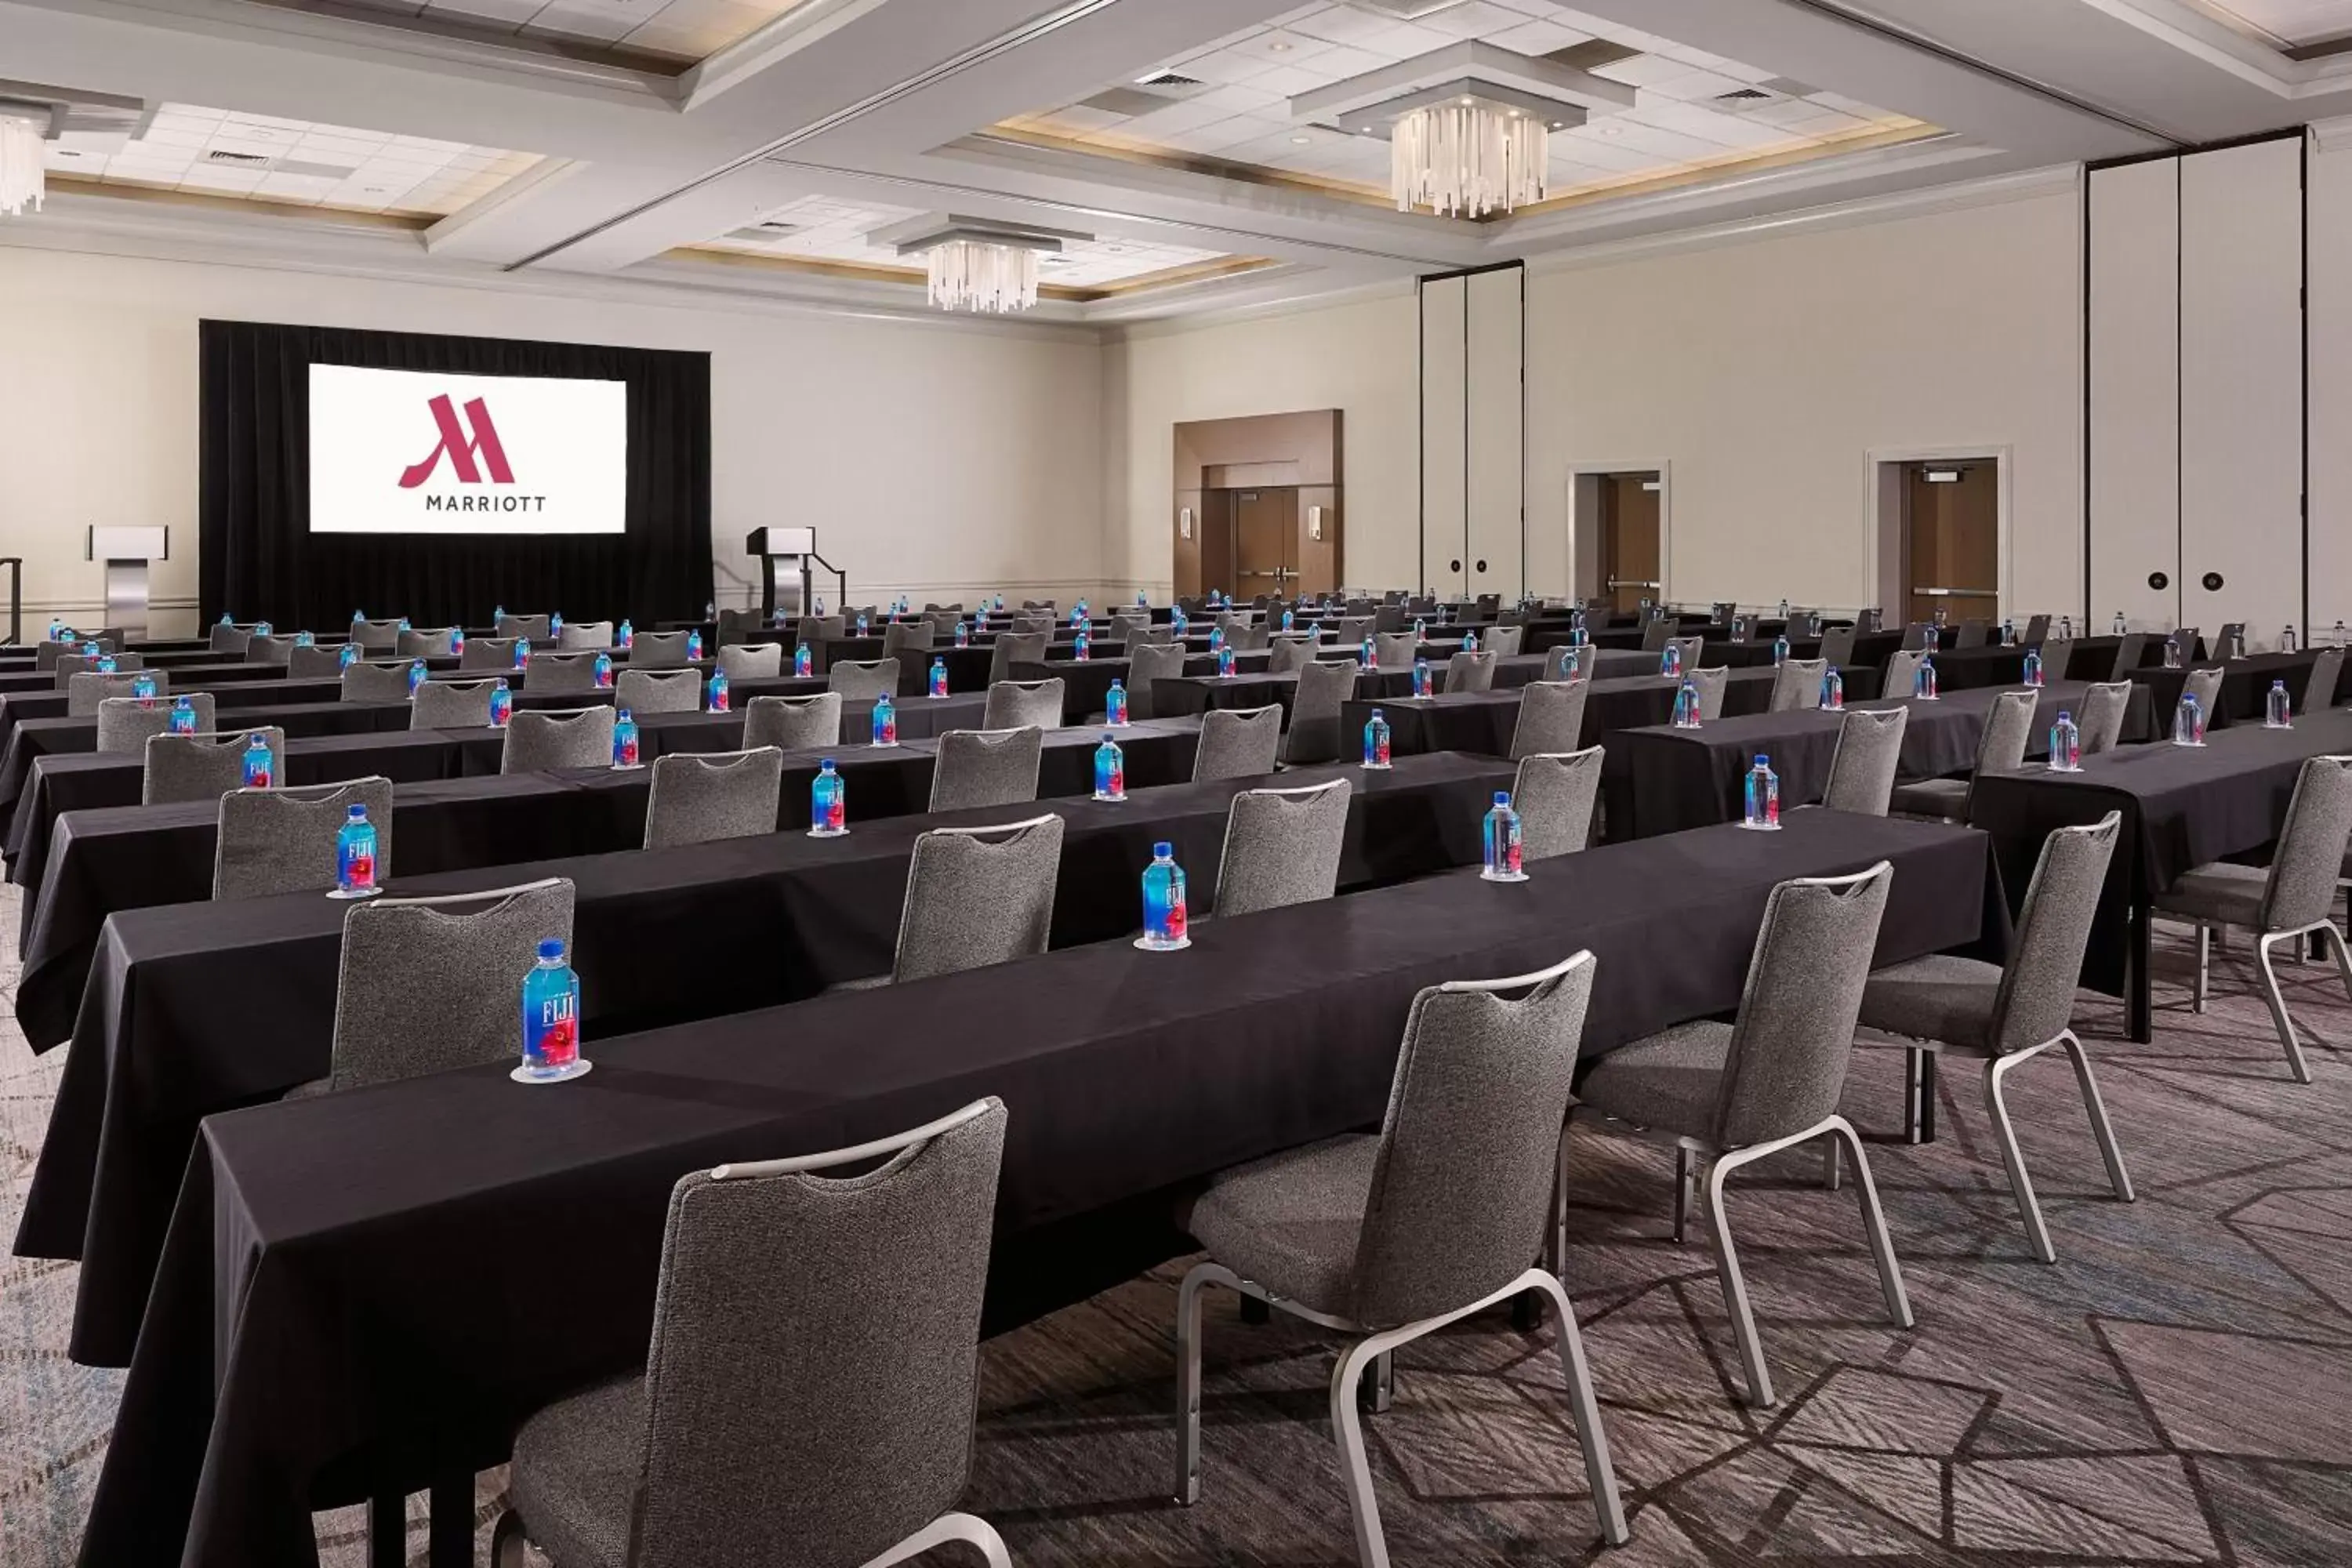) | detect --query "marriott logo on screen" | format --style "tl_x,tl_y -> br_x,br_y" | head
398,394 -> 550,513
